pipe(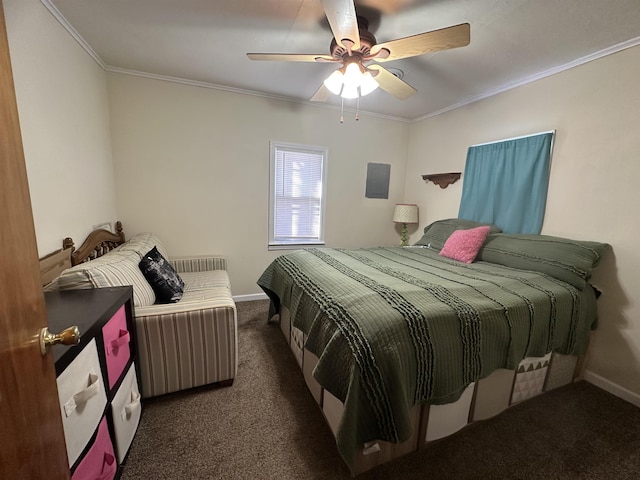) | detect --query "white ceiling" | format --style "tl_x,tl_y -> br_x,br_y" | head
44,0 -> 640,121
